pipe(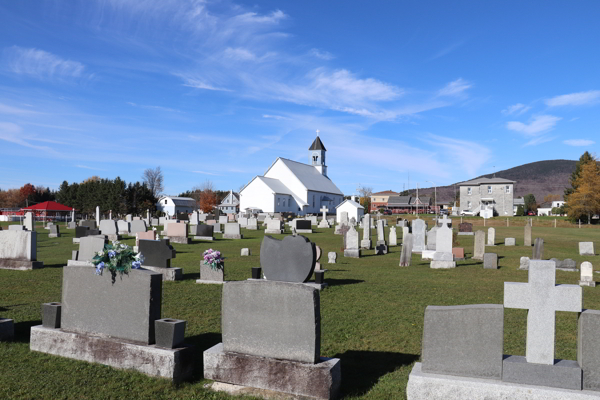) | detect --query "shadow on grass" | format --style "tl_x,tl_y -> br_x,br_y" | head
13,319 -> 42,343
325,278 -> 364,287
334,349 -> 418,397
182,272 -> 199,281
43,263 -> 66,269
181,332 -> 222,383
